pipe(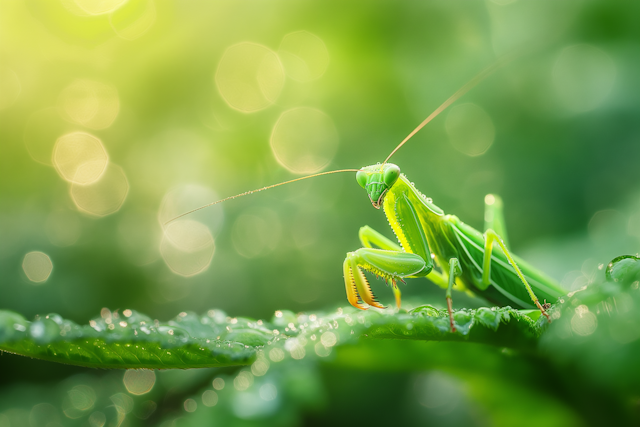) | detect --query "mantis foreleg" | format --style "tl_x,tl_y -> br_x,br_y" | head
356,225 -> 450,306
343,248 -> 427,309
359,226 -> 402,251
